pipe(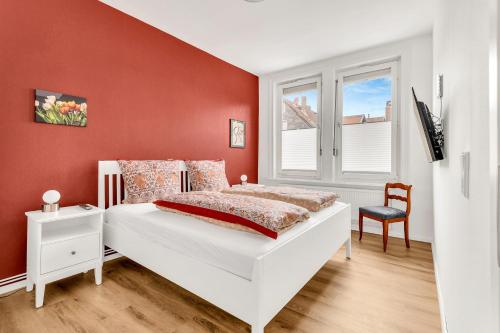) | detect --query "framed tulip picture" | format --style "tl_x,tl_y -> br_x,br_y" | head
230,119 -> 246,148
35,89 -> 87,127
